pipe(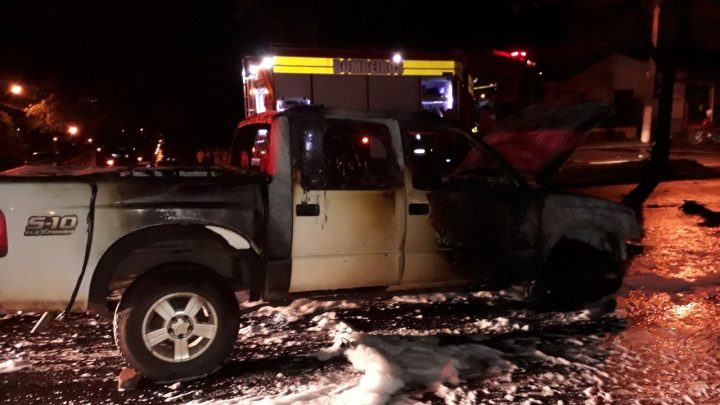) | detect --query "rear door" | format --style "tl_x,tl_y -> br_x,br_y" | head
289,117 -> 405,292
400,125 -> 472,285
0,182 -> 92,311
